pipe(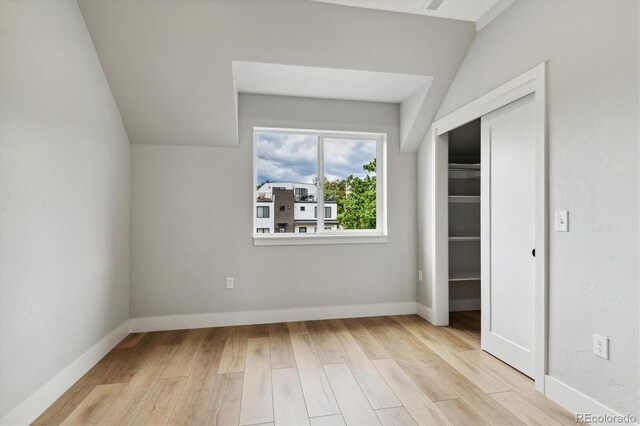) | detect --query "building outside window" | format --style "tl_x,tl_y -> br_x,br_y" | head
254,128 -> 386,243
